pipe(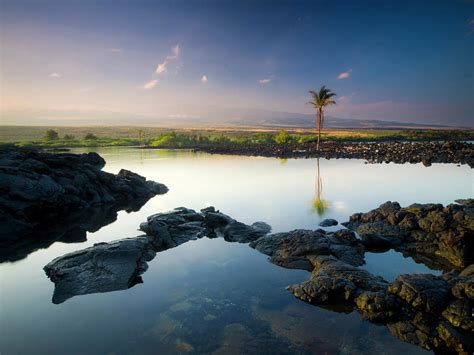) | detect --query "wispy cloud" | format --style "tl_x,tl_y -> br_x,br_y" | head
155,44 -> 181,75
142,79 -> 158,90
201,75 -> 208,83
467,18 -> 474,36
49,73 -> 61,78
170,44 -> 180,58
337,69 -> 352,80
109,48 -> 123,53
156,61 -> 167,74
259,78 -> 271,85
